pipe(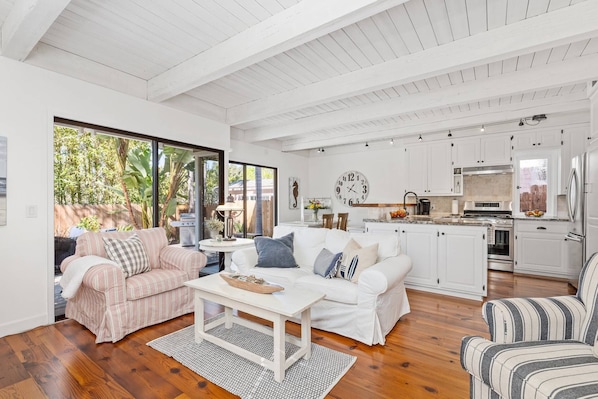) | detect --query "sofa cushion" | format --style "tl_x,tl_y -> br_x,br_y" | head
351,232 -> 400,261
294,274 -> 358,304
313,248 -> 342,278
103,234 -> 151,278
338,240 -> 379,283
126,268 -> 187,300
254,233 -> 297,268
275,227 -> 328,272
246,266 -> 311,288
